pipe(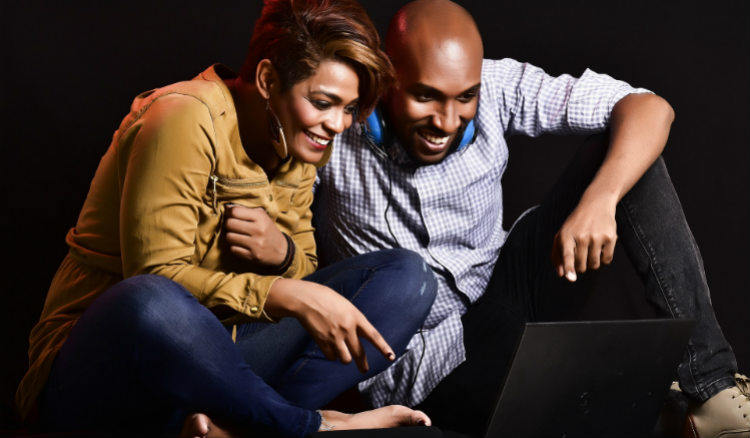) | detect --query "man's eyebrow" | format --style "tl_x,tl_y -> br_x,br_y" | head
408,83 -> 444,98
407,82 -> 482,98
461,84 -> 481,95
